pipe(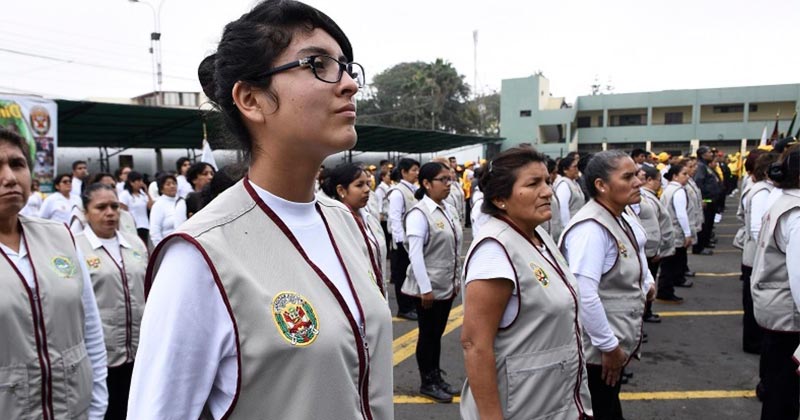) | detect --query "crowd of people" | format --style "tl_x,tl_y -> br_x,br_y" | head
1,1 -> 798,419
